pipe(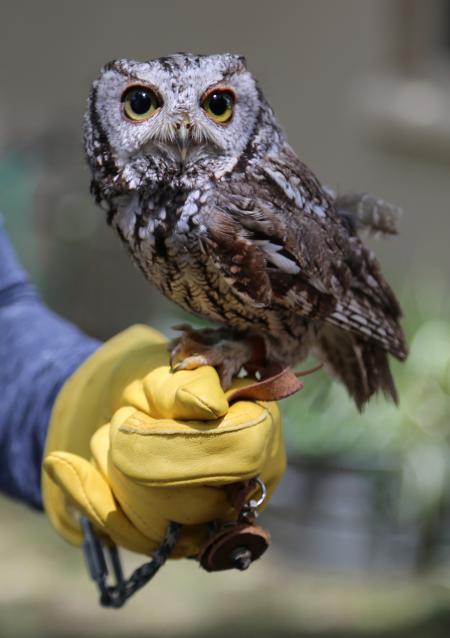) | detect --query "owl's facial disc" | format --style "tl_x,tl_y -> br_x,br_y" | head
86,54 -> 263,178
119,83 -> 237,165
